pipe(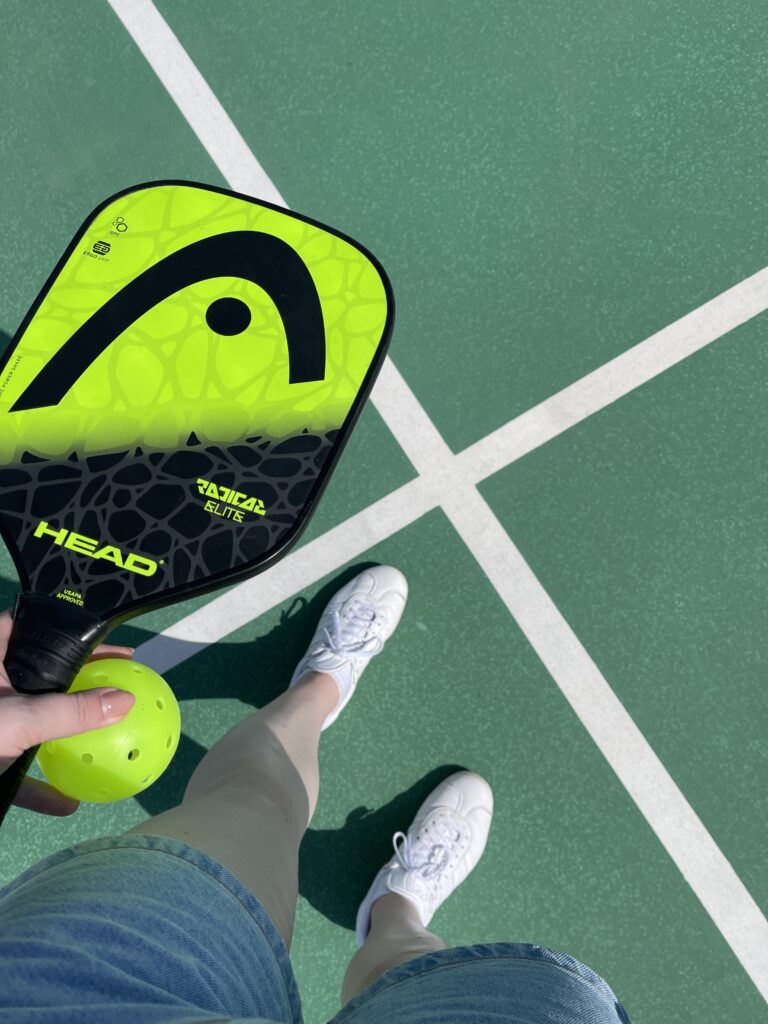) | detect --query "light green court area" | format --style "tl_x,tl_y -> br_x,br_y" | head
1,3 -> 766,1023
